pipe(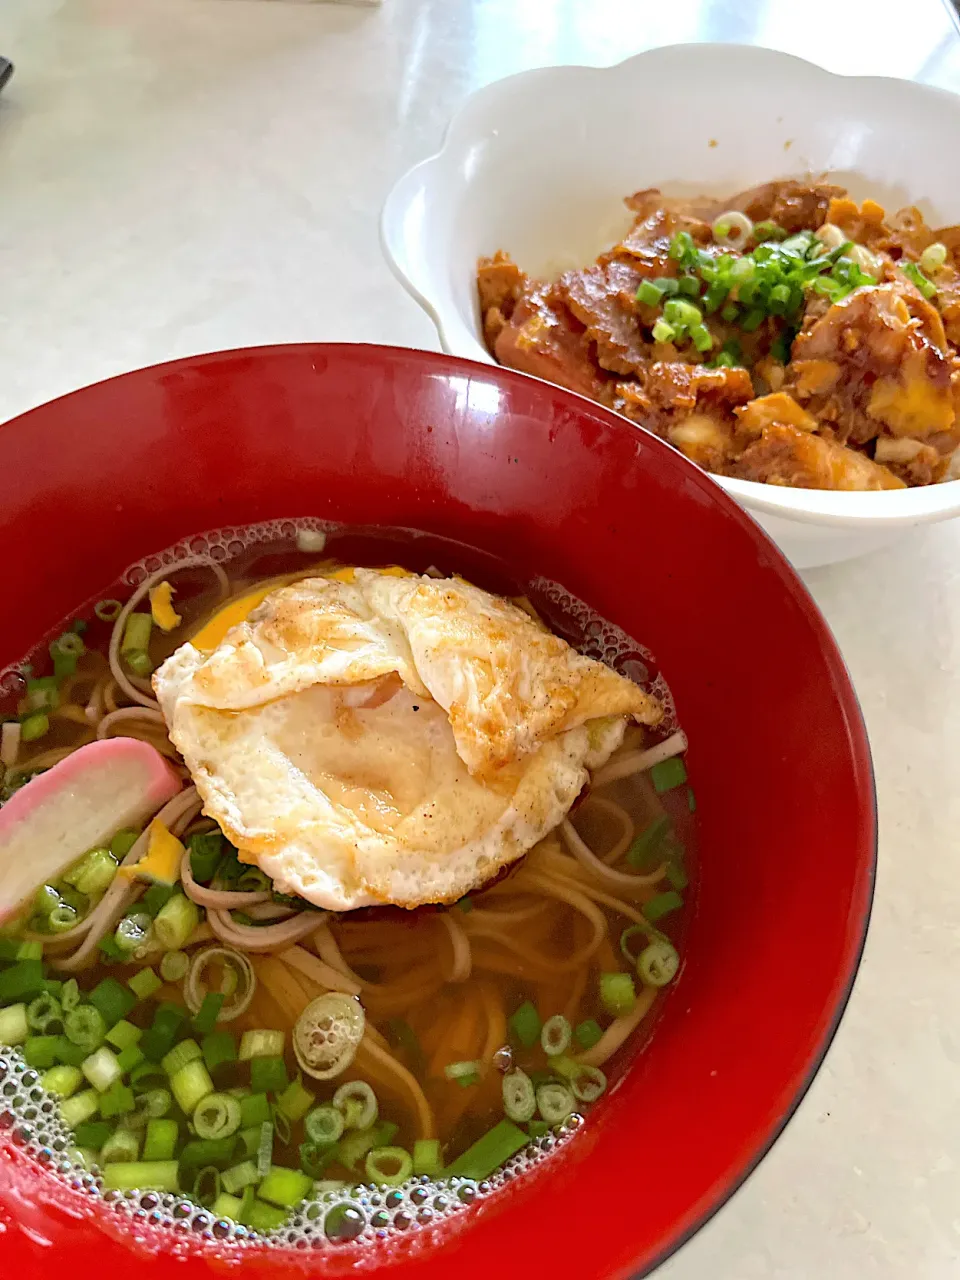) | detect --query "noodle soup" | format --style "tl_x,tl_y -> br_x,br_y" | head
0,523 -> 693,1247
